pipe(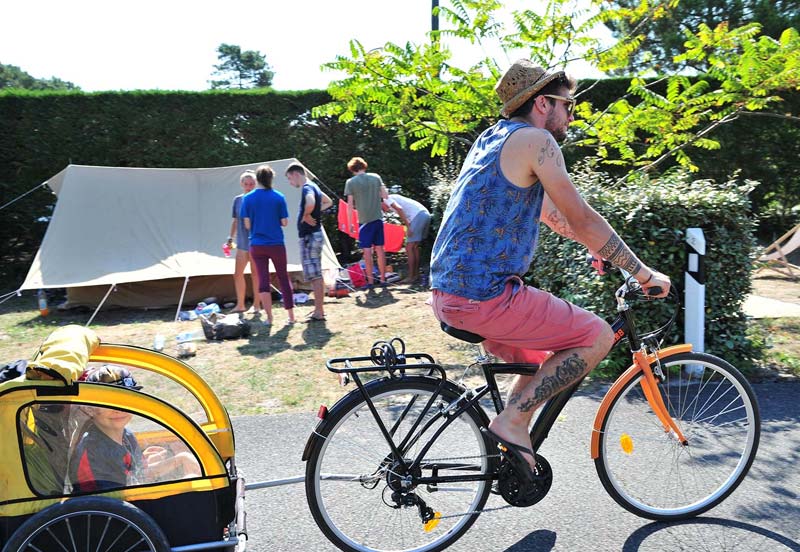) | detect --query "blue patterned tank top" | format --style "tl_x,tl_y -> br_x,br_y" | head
430,120 -> 545,301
